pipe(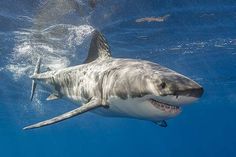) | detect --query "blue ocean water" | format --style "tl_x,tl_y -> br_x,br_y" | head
0,0 -> 236,156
